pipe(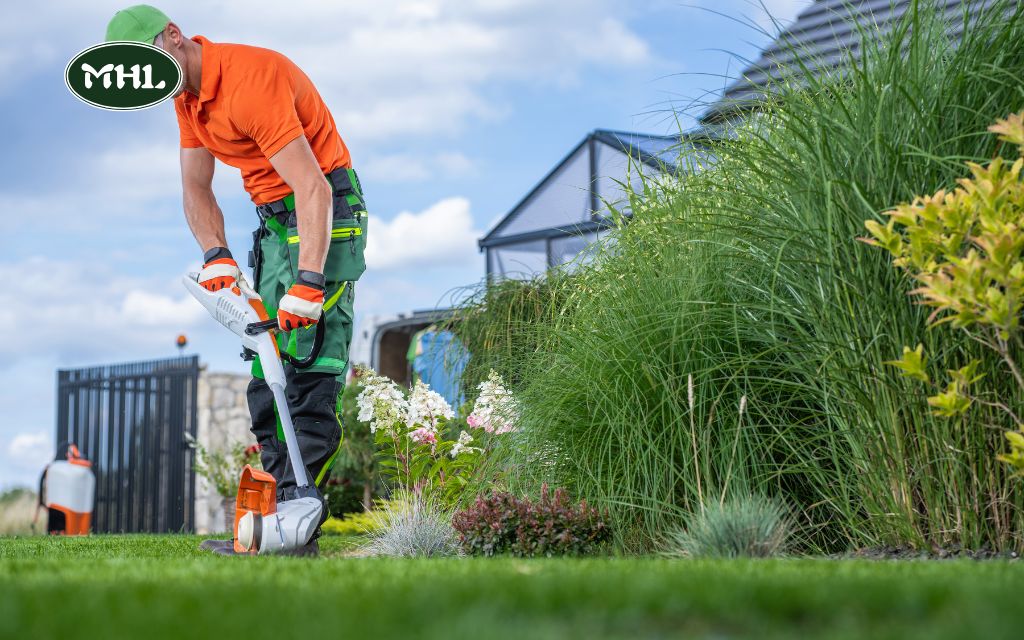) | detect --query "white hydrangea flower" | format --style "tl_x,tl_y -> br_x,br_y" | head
467,370 -> 519,434
450,430 -> 483,458
405,380 -> 454,430
356,372 -> 408,436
